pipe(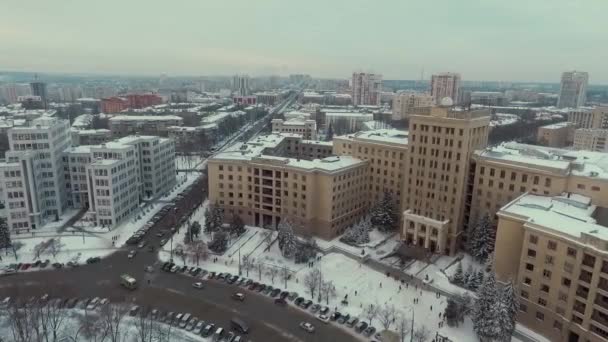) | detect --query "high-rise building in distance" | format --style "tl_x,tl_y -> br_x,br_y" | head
392,92 -> 434,120
558,71 -> 588,108
430,72 -> 461,105
30,81 -> 48,109
233,74 -> 251,96
351,72 -> 382,106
